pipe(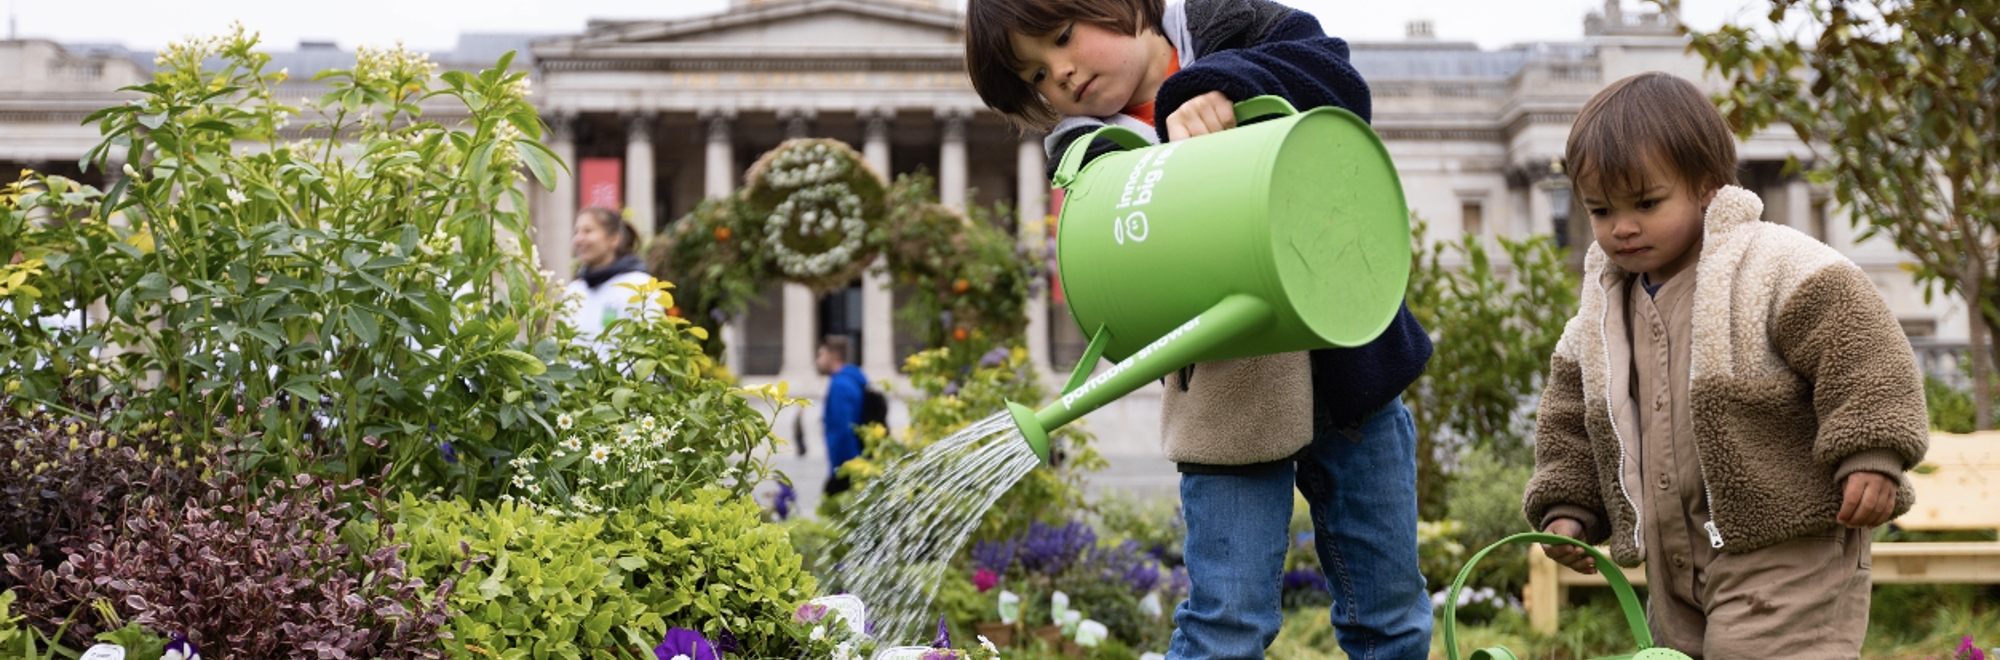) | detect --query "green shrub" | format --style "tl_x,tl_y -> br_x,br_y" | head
0,27 -> 569,499
395,488 -> 815,660
1440,443 -> 1535,598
